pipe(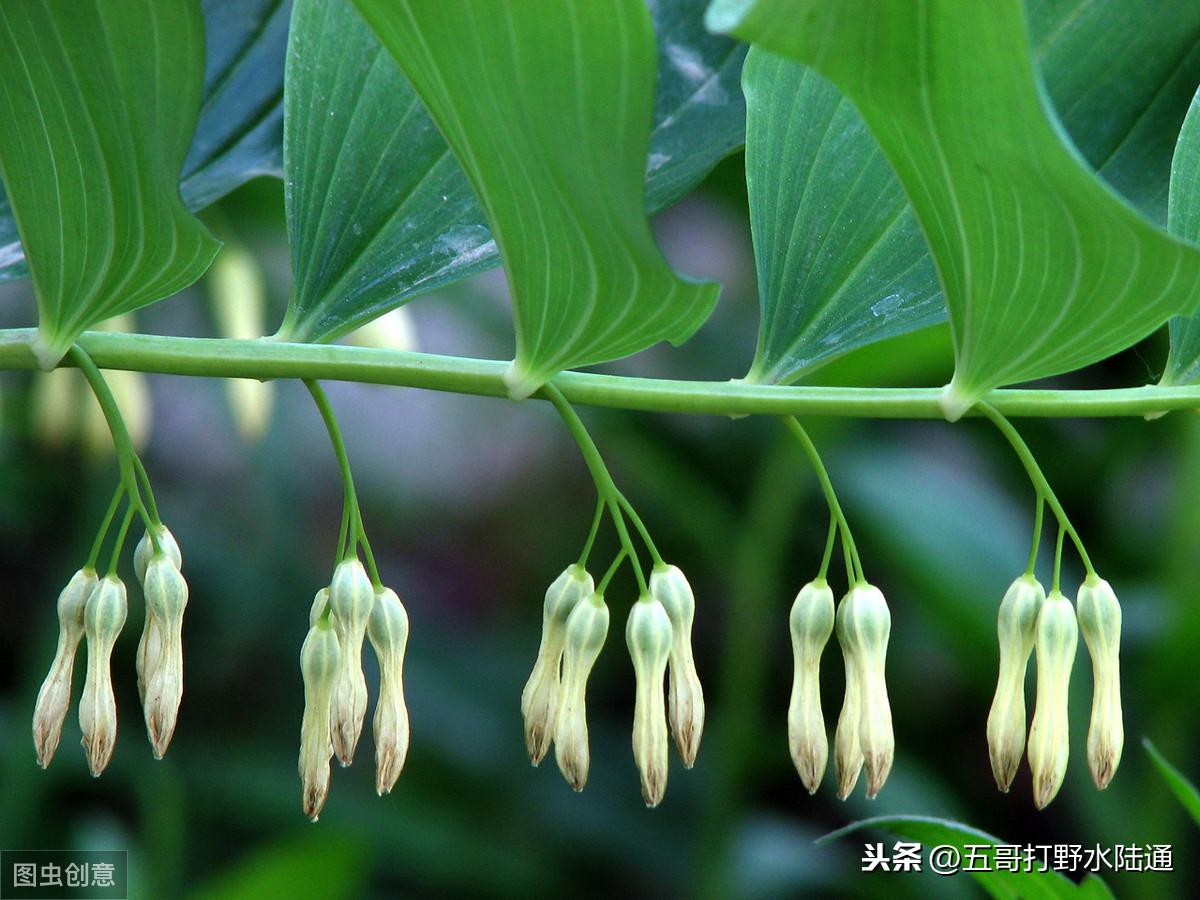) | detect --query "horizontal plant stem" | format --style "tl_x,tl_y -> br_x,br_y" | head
3,329 -> 1200,419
